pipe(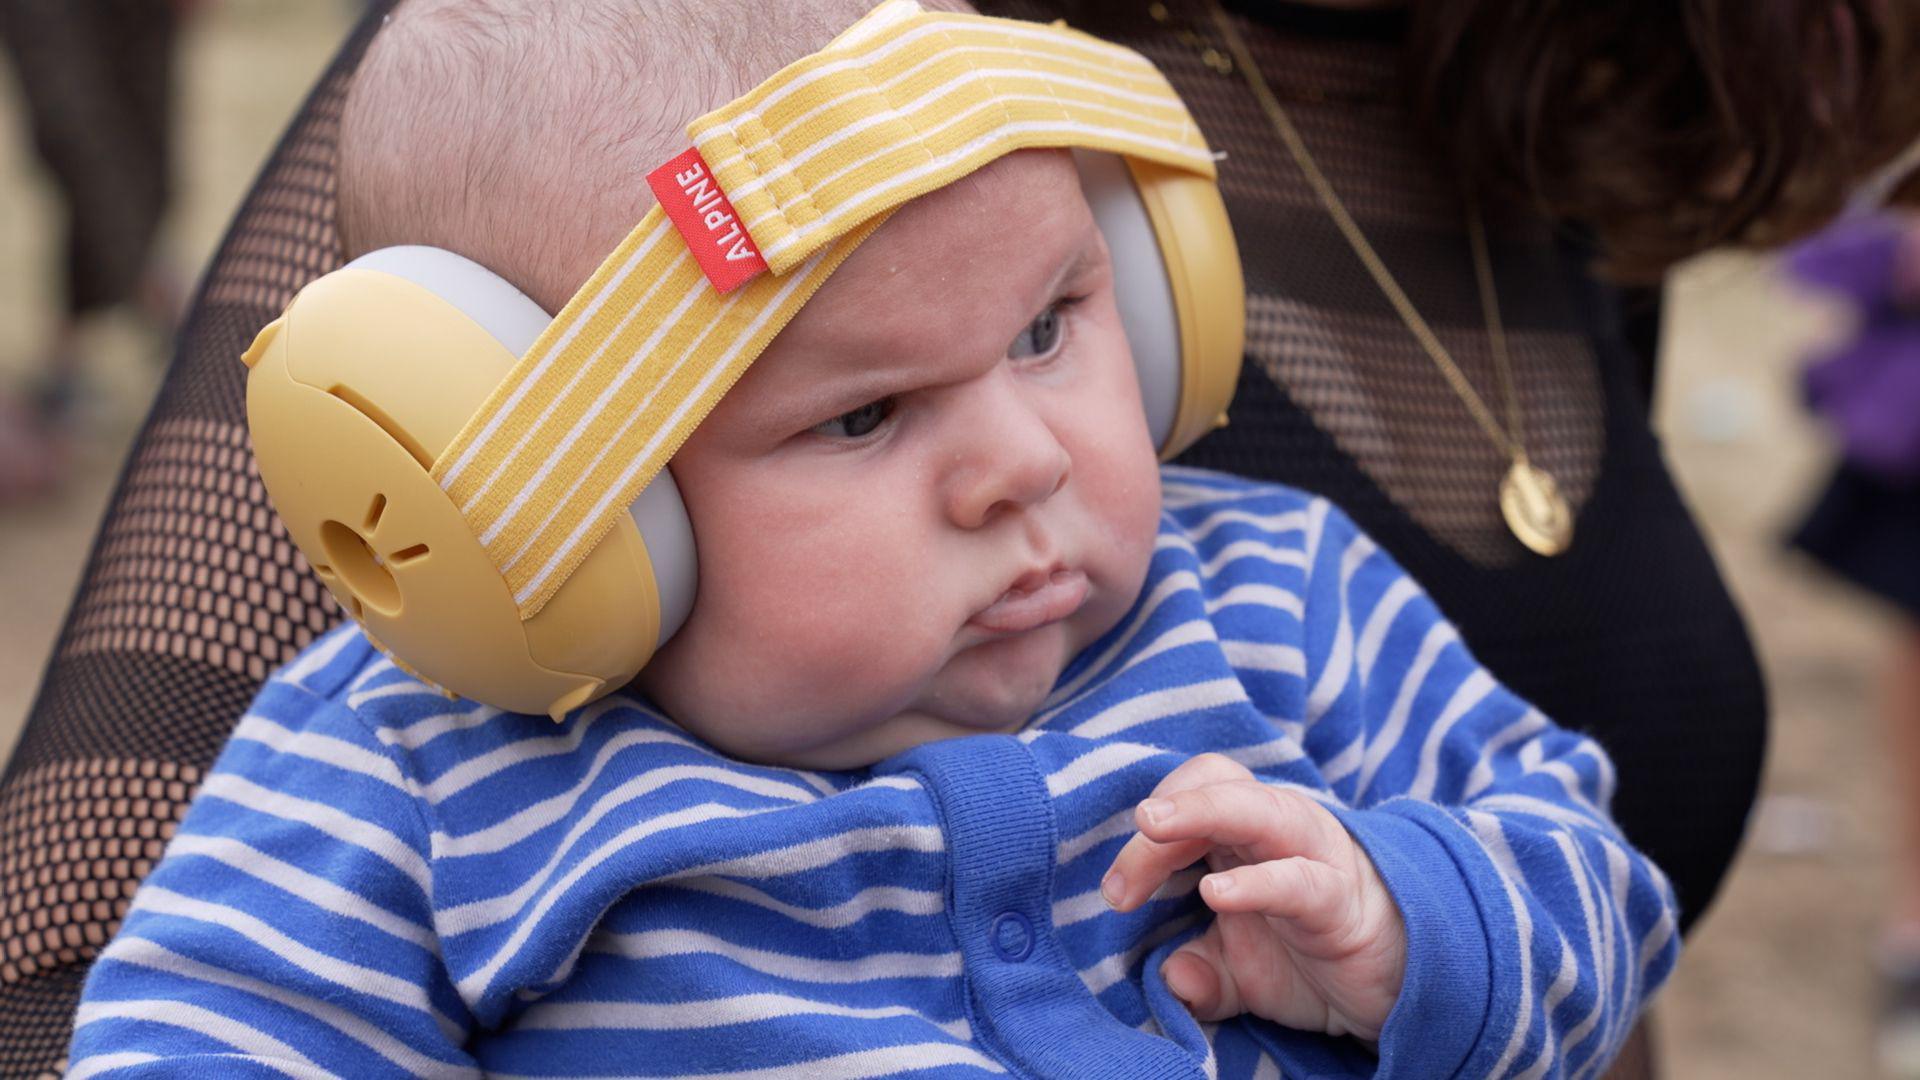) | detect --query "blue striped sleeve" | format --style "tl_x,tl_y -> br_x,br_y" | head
66,668 -> 480,1079
1294,499 -> 1681,1080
